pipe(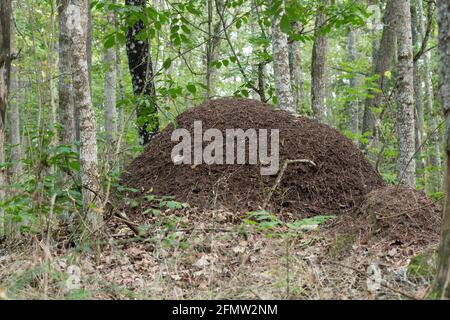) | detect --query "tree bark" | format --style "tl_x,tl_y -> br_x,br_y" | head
67,0 -> 102,229
58,0 -> 76,146
0,0 -> 12,236
288,22 -> 304,109
362,0 -> 396,140
419,0 -> 442,193
311,0 -> 329,121
433,0 -> 450,299
348,28 -> 359,135
394,0 -> 415,187
9,14 -> 21,181
411,1 -> 425,184
270,0 -> 295,113
205,0 -> 222,99
125,0 -> 159,145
